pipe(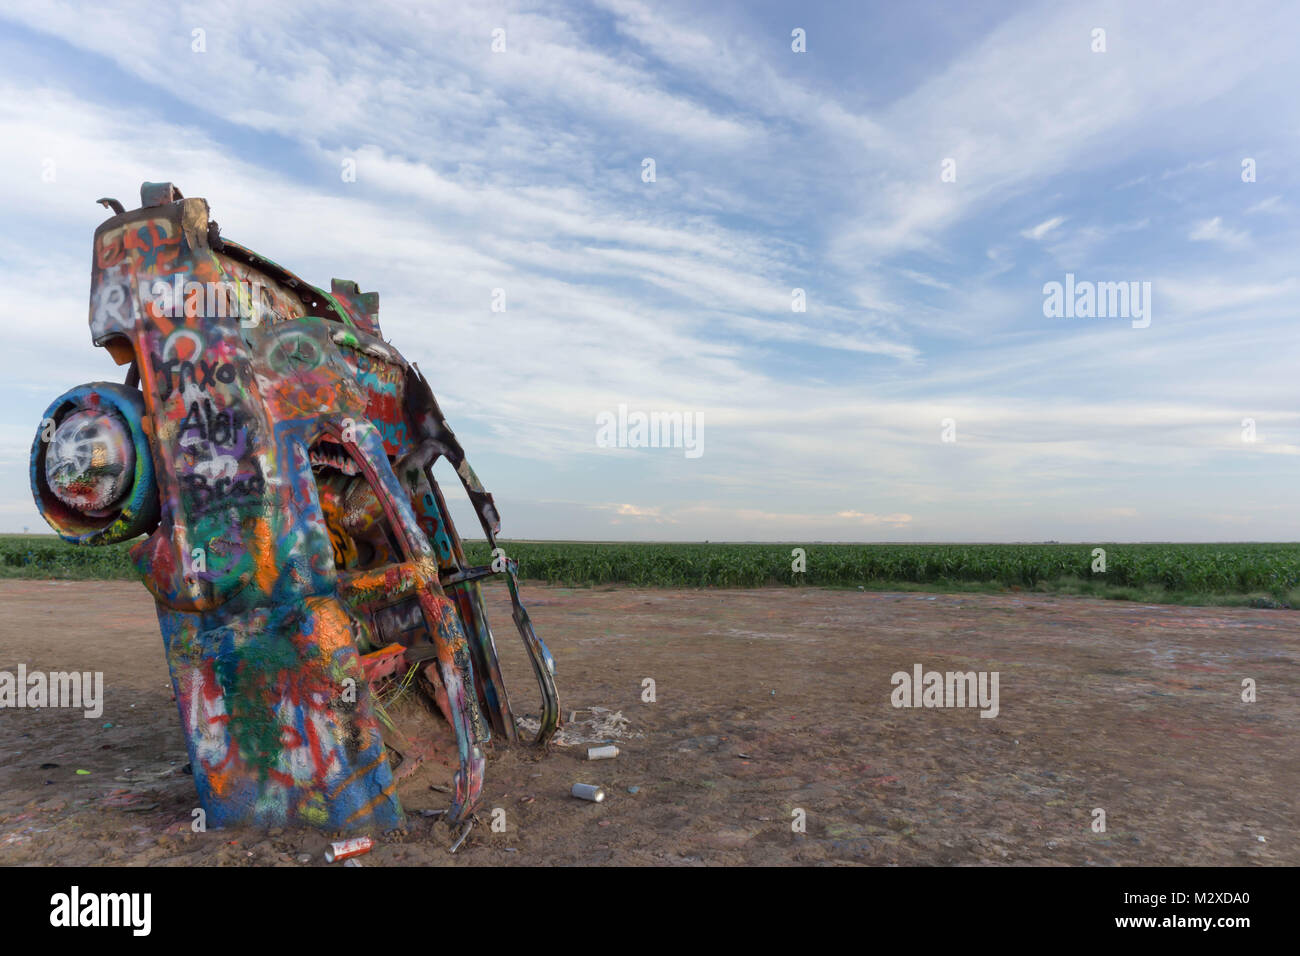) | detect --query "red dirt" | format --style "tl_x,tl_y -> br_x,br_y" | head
0,579 -> 1295,865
